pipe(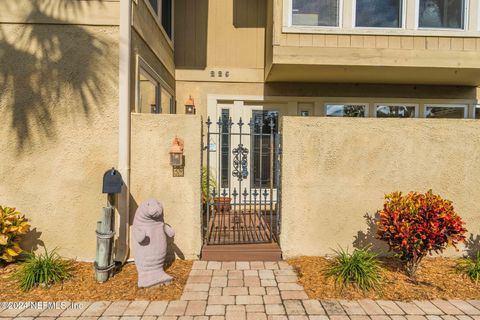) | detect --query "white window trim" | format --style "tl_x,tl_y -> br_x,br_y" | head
415,0 -> 469,31
374,103 -> 420,118
324,102 -> 369,117
475,105 -> 480,119
288,0 -> 343,28
423,104 -> 469,119
352,0 -> 407,30
135,55 -> 175,114
143,0 -> 175,47
282,0 -> 479,36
